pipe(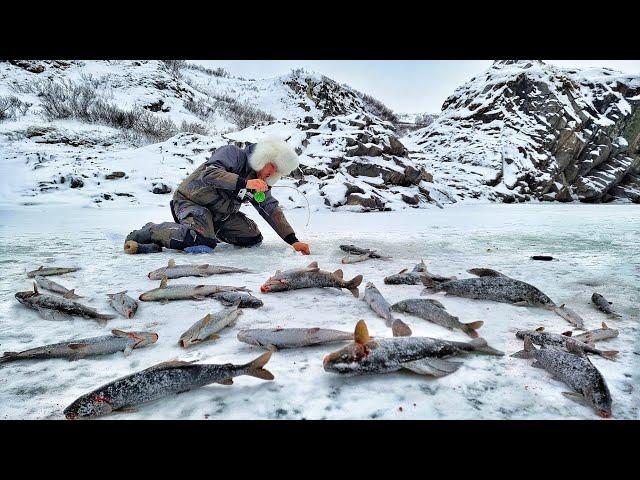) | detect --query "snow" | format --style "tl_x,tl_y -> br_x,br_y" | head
1,203 -> 638,419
